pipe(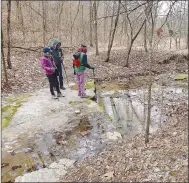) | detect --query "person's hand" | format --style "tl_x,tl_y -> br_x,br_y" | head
51,67 -> 56,72
90,66 -> 95,70
74,70 -> 76,75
